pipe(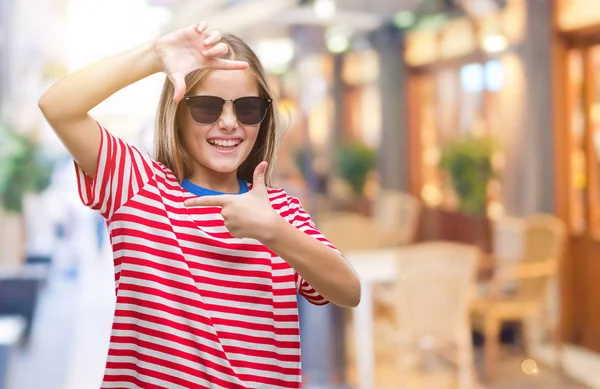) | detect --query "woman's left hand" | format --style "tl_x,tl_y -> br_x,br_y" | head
183,162 -> 283,241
